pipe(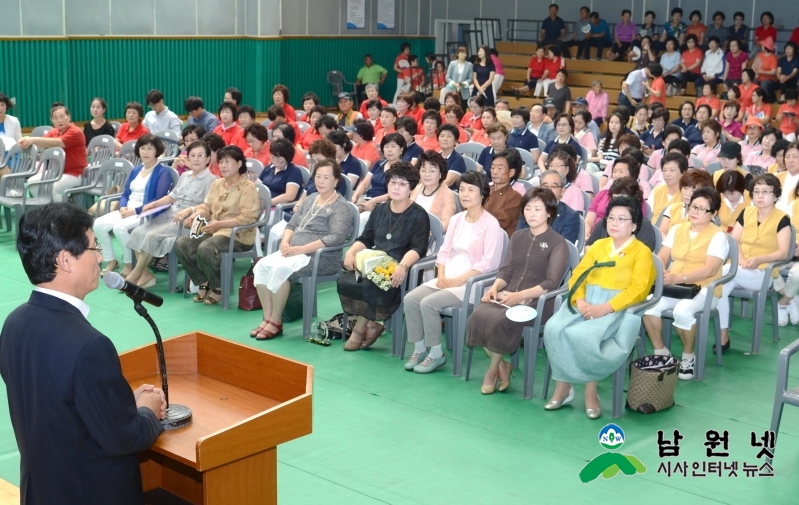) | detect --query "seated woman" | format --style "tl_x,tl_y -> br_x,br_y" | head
639,108 -> 669,156
251,159 -> 354,340
338,163 -> 430,350
646,126 -> 685,182
739,116 -> 764,159
237,105 -> 256,131
536,114 -> 583,179
404,171 -> 504,373
543,196 -> 656,419
297,105 -> 326,152
272,84 -> 296,121
272,122 -> 308,168
466,187 -> 569,393
443,105 -> 470,144
690,119 -> 723,166
769,139 -> 790,175
477,123 -> 510,174
258,137 -> 303,207
176,145 -> 260,305
83,97 -> 116,146
352,132 -> 406,233
485,149 -> 523,236
328,129 -> 363,185
115,101 -> 149,149
573,110 -> 598,163
672,100 -> 698,132
659,169 -> 715,236
243,123 -> 271,167
414,109 -> 441,152
462,95 -> 485,134
643,188 -> 728,380
358,84 -> 388,118
171,124 -> 207,175
744,127 -> 782,174
547,144 -> 586,214
585,156 -> 647,239
410,150 -> 457,233
718,174 -> 792,350
350,119 -> 380,169
719,101 -> 744,143
213,102 -> 248,150
395,116 -> 424,163
94,134 -> 172,277
648,152 -> 689,223
586,177 -> 658,252
594,112 -> 625,174
438,124 -> 468,189
598,133 -> 642,188
715,170 -> 751,230
713,142 -> 752,185
469,107 -> 496,146
299,92 -> 321,121
125,140 -> 217,287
